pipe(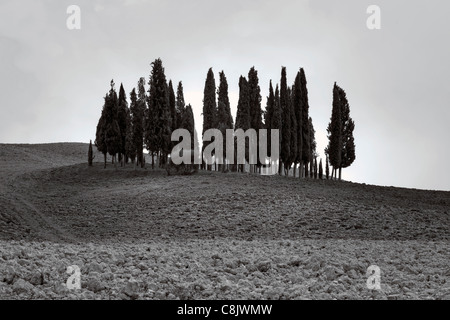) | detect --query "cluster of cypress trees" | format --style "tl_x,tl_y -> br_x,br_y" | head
201,66 -> 355,180
201,66 -> 322,178
201,68 -> 235,171
94,59 -> 355,180
271,67 -> 318,178
95,58 -> 196,169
